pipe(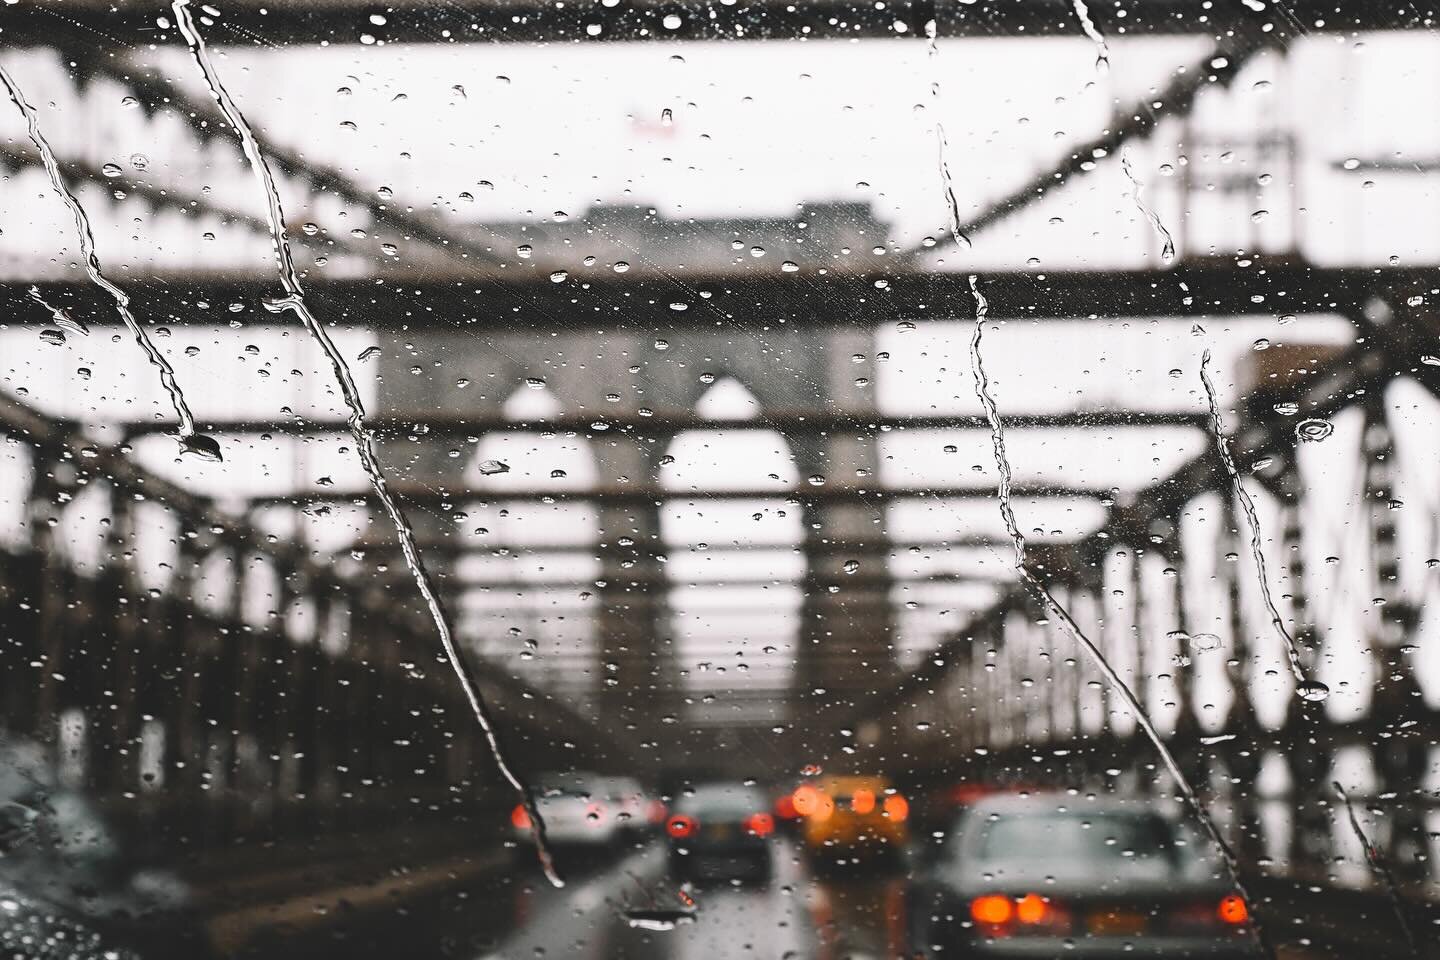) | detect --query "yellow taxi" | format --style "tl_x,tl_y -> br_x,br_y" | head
793,775 -> 909,858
